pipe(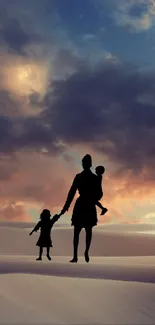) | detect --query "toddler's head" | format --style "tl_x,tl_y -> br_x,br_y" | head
40,209 -> 51,221
95,165 -> 105,176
